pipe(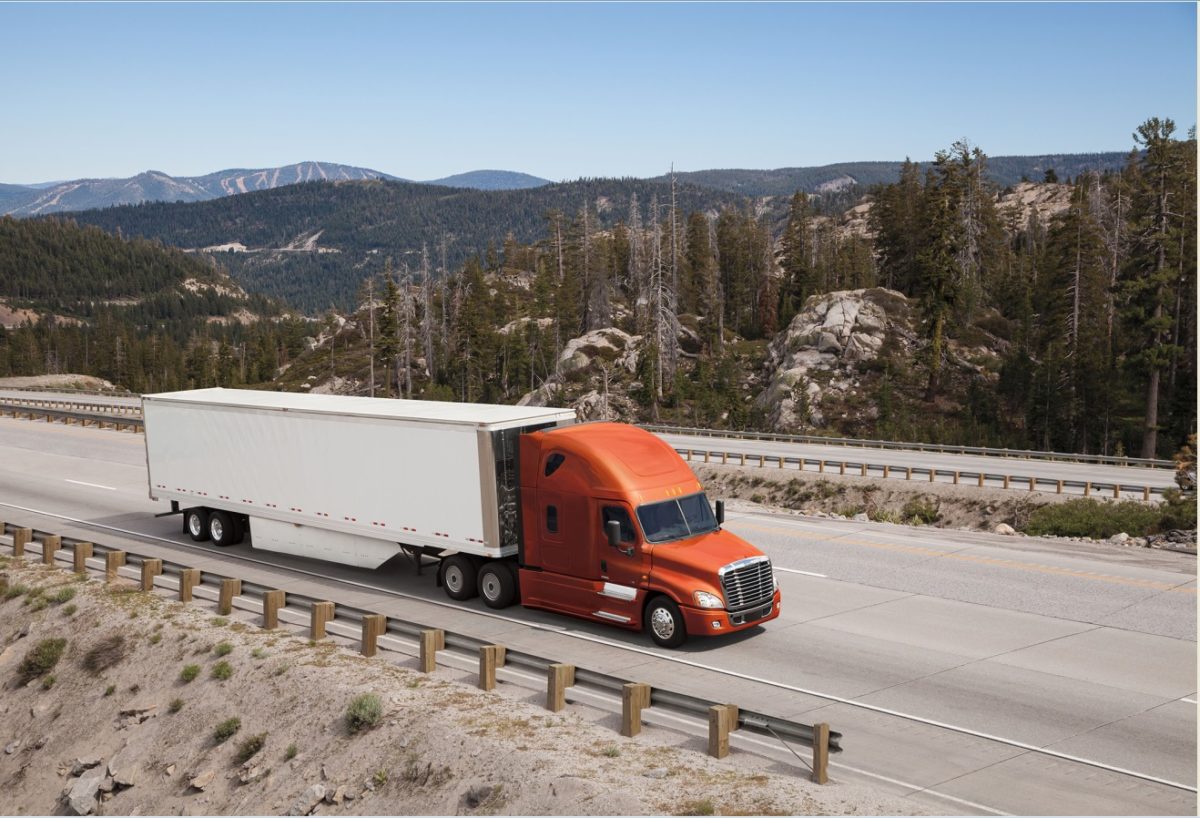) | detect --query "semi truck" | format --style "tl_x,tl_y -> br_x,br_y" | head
141,388 -> 781,647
